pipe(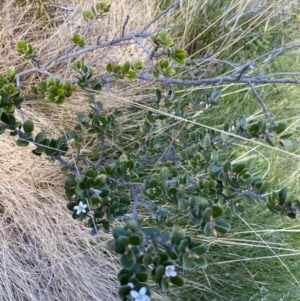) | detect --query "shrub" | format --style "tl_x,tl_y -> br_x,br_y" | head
1,1 -> 300,300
